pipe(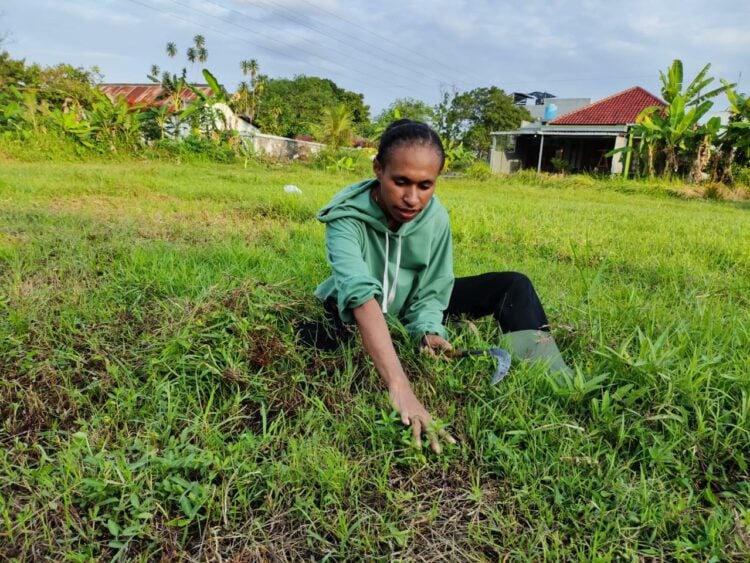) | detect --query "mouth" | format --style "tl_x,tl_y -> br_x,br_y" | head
396,207 -> 420,220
